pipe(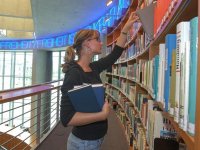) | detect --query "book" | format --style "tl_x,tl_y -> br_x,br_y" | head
169,50 -> 176,116
136,2 -> 156,40
180,41 -> 190,131
164,34 -> 176,112
177,21 -> 190,130
68,84 -> 105,112
153,55 -> 159,100
175,21 -> 190,124
188,17 -> 198,135
157,44 -> 165,103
